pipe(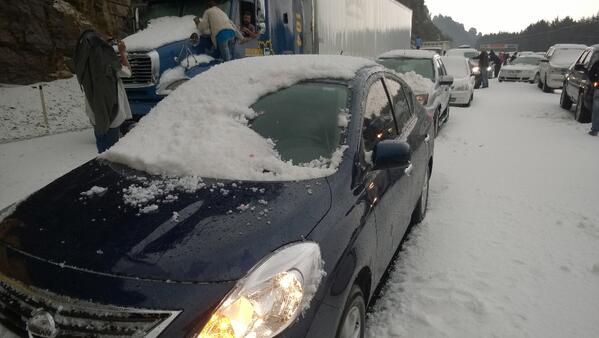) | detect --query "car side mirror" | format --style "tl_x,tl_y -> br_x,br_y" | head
440,75 -> 454,86
372,140 -> 411,170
